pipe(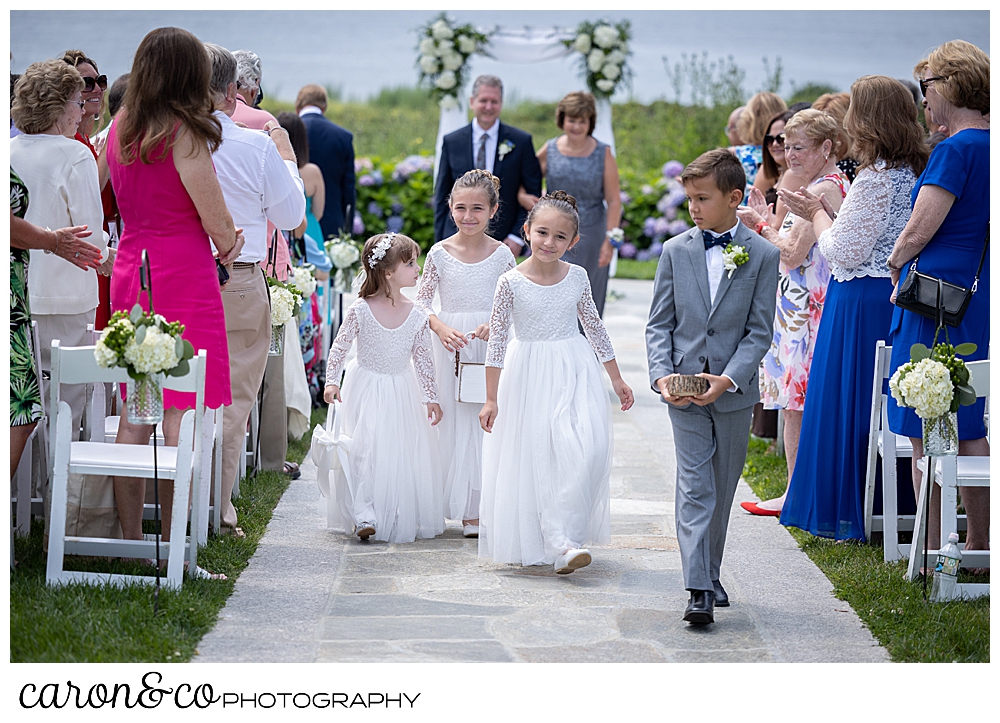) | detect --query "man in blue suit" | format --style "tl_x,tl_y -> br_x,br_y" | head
296,84 -> 356,242
434,75 -> 542,253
